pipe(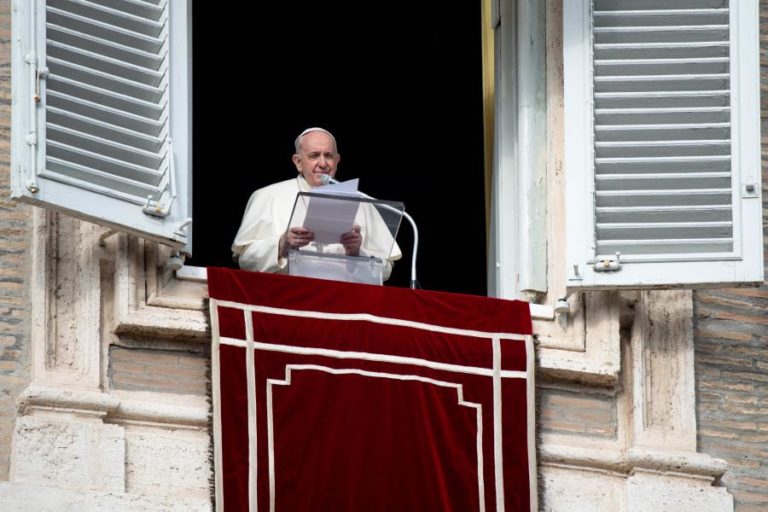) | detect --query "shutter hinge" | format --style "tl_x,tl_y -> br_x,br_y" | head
594,253 -> 622,272
34,67 -> 48,103
143,195 -> 173,217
